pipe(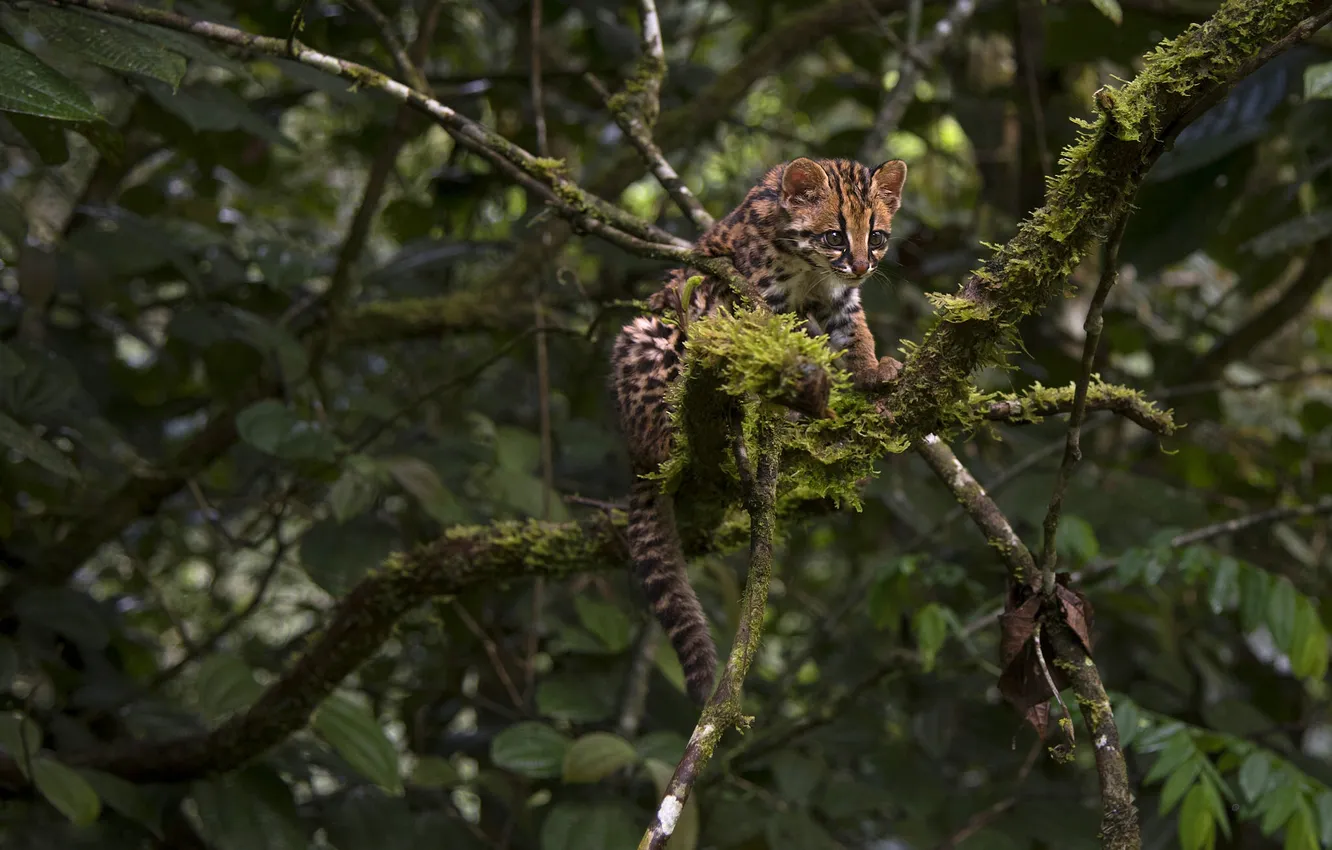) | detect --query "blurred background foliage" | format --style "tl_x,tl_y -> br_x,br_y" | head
0,0 -> 1331,848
